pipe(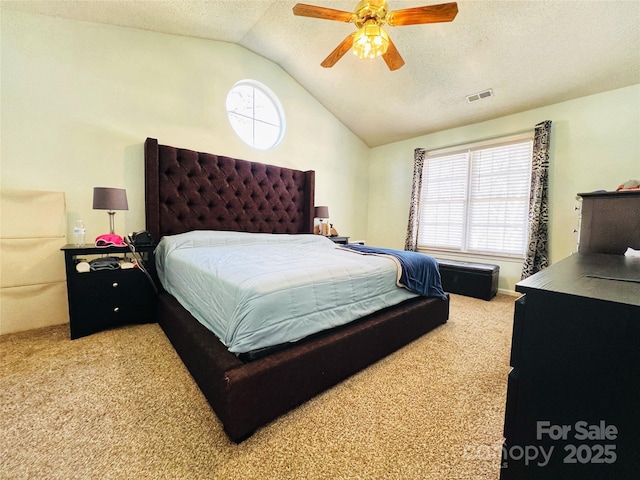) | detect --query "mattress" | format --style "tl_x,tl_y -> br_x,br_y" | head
155,230 -> 419,355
